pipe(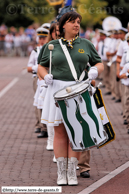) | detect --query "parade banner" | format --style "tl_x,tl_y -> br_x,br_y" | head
47,0 -> 64,6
